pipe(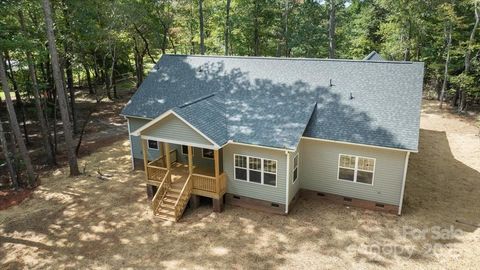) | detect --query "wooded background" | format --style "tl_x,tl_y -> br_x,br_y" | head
0,0 -> 479,186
